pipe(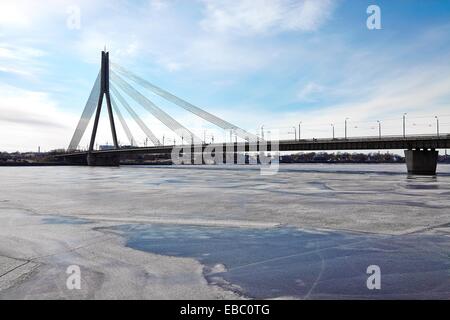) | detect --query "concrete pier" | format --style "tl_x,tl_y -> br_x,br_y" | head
404,149 -> 438,175
87,153 -> 120,166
